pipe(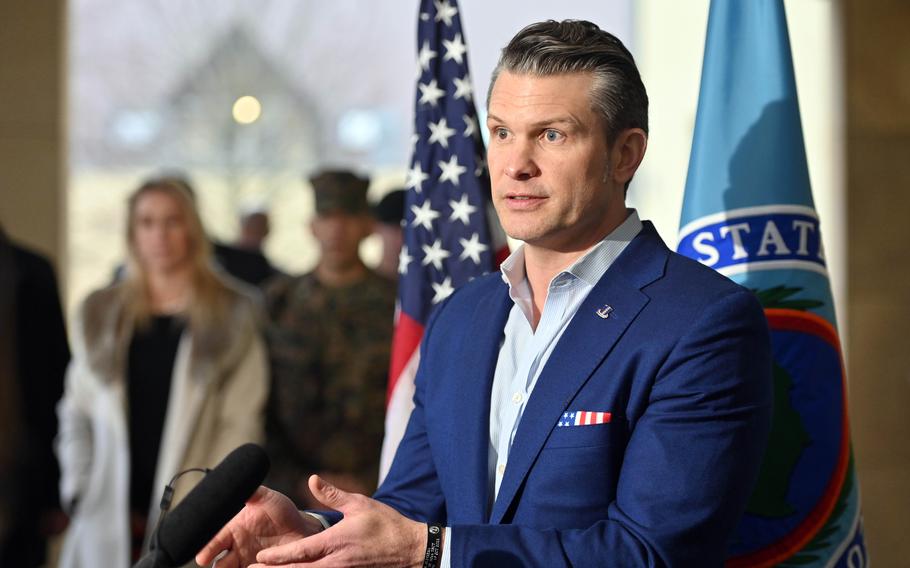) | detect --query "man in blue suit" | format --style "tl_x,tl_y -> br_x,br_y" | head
197,20 -> 772,568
